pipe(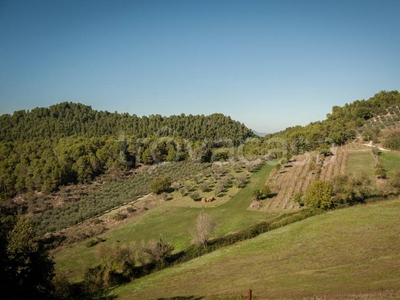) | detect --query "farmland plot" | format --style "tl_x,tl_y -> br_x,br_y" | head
263,146 -> 353,212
